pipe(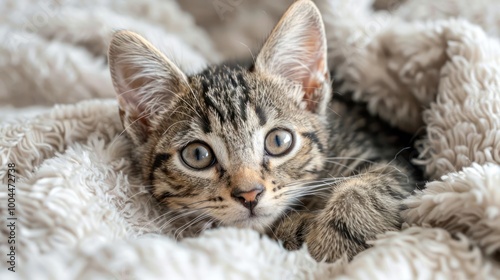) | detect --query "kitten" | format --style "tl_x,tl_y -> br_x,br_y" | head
108,0 -> 418,262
